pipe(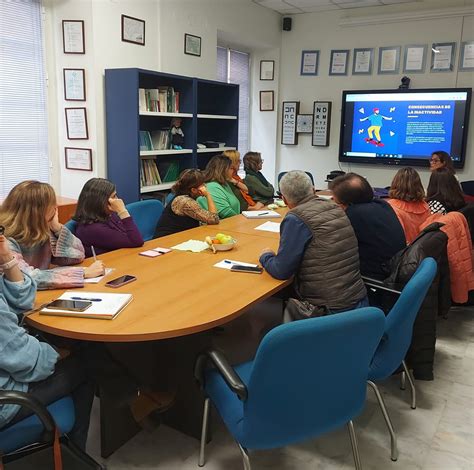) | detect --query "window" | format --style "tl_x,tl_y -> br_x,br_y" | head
0,0 -> 49,198
217,46 -> 250,156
